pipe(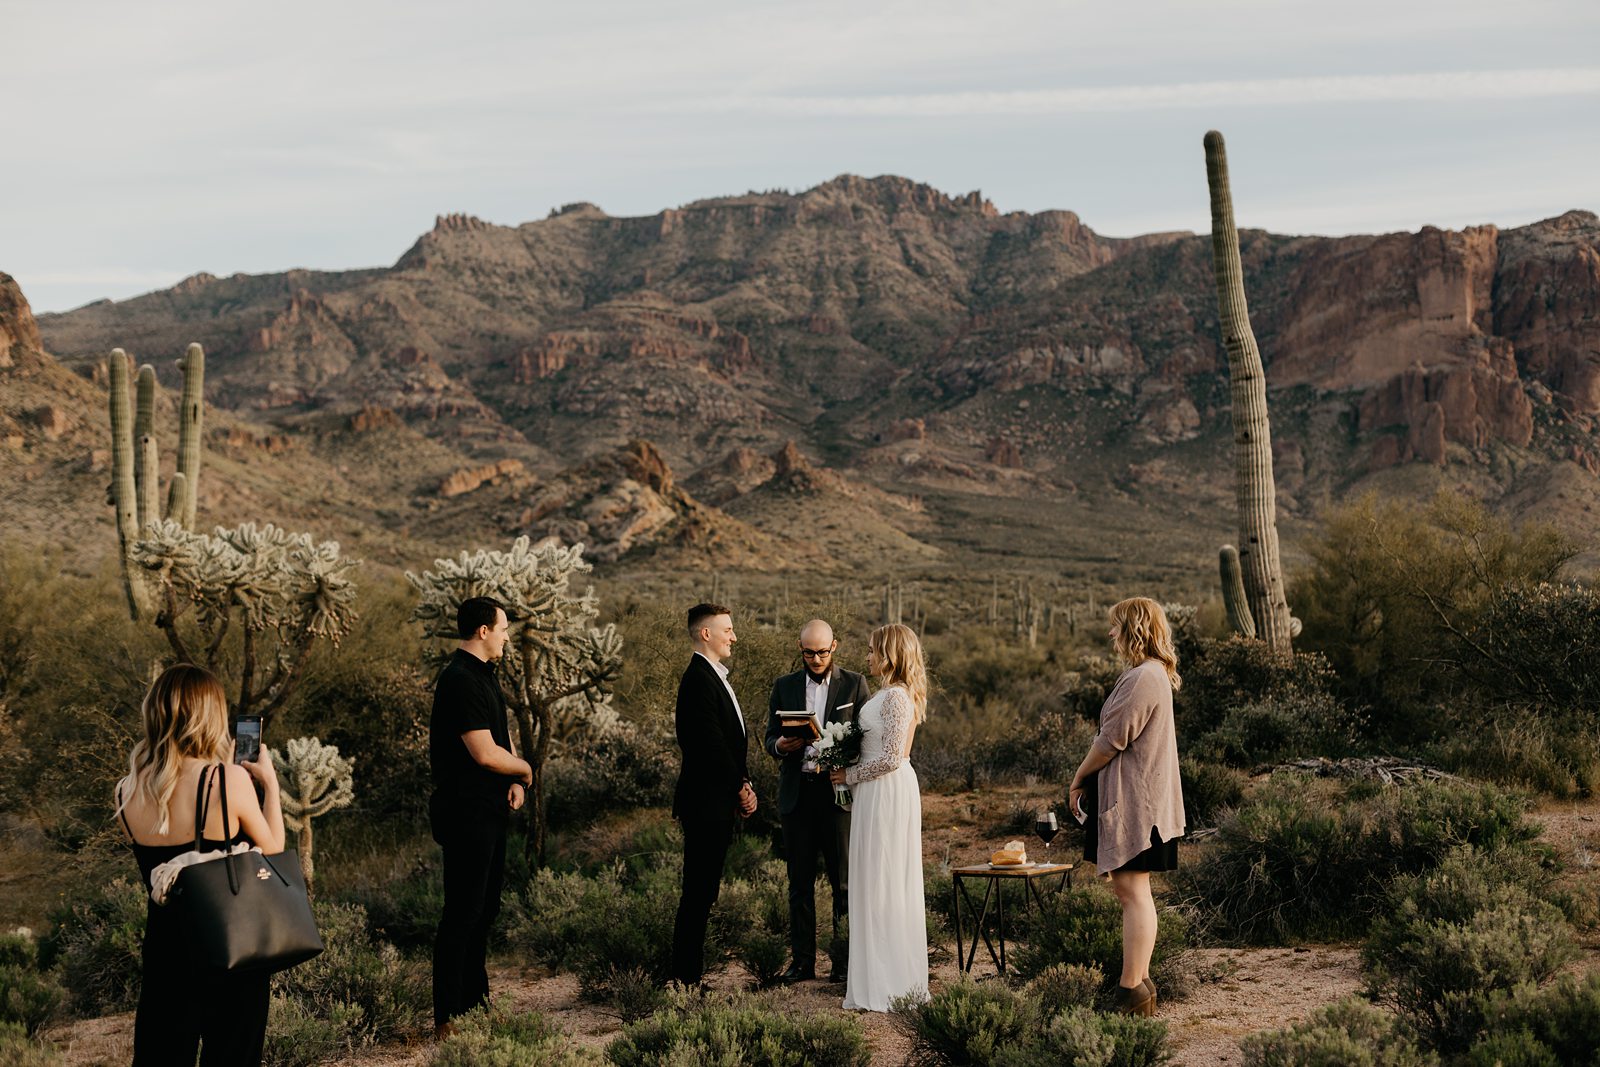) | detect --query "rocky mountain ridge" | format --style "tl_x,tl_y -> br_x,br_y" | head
12,176 -> 1600,580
